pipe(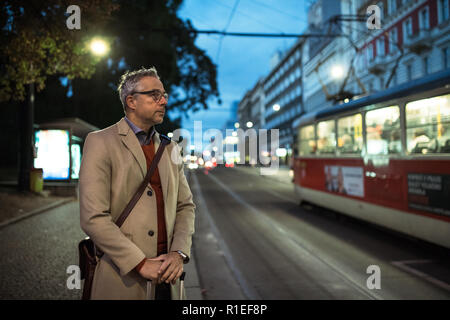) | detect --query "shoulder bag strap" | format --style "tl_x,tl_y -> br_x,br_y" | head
115,135 -> 171,228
